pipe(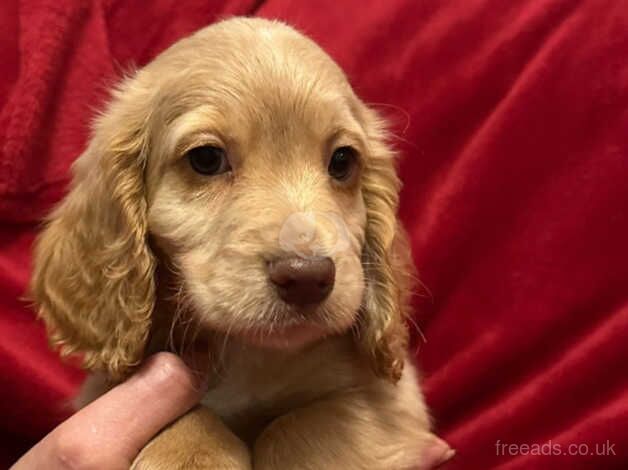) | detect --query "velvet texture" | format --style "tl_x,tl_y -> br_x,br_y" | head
1,1 -> 626,468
